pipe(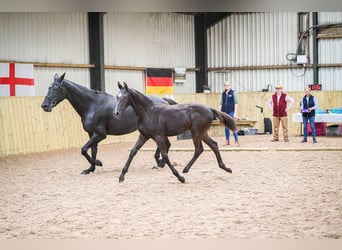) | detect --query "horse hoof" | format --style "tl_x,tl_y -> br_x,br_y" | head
95,160 -> 103,166
227,168 -> 232,173
179,176 -> 185,183
81,170 -> 90,175
119,176 -> 125,183
156,161 -> 165,168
